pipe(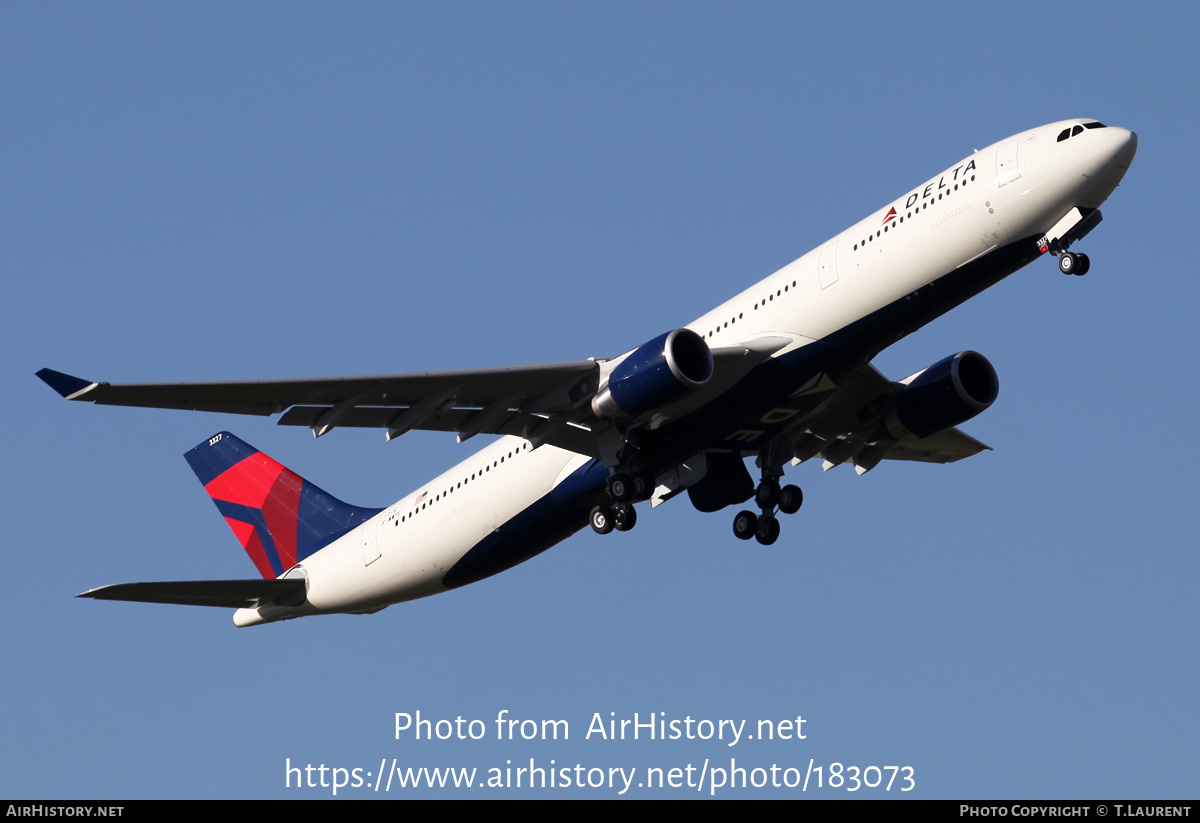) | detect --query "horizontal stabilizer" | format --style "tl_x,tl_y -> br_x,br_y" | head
77,579 -> 306,609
